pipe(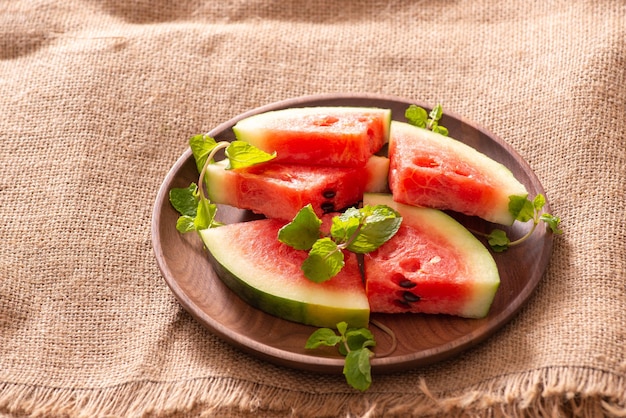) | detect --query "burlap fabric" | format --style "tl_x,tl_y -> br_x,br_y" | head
1,1 -> 624,417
